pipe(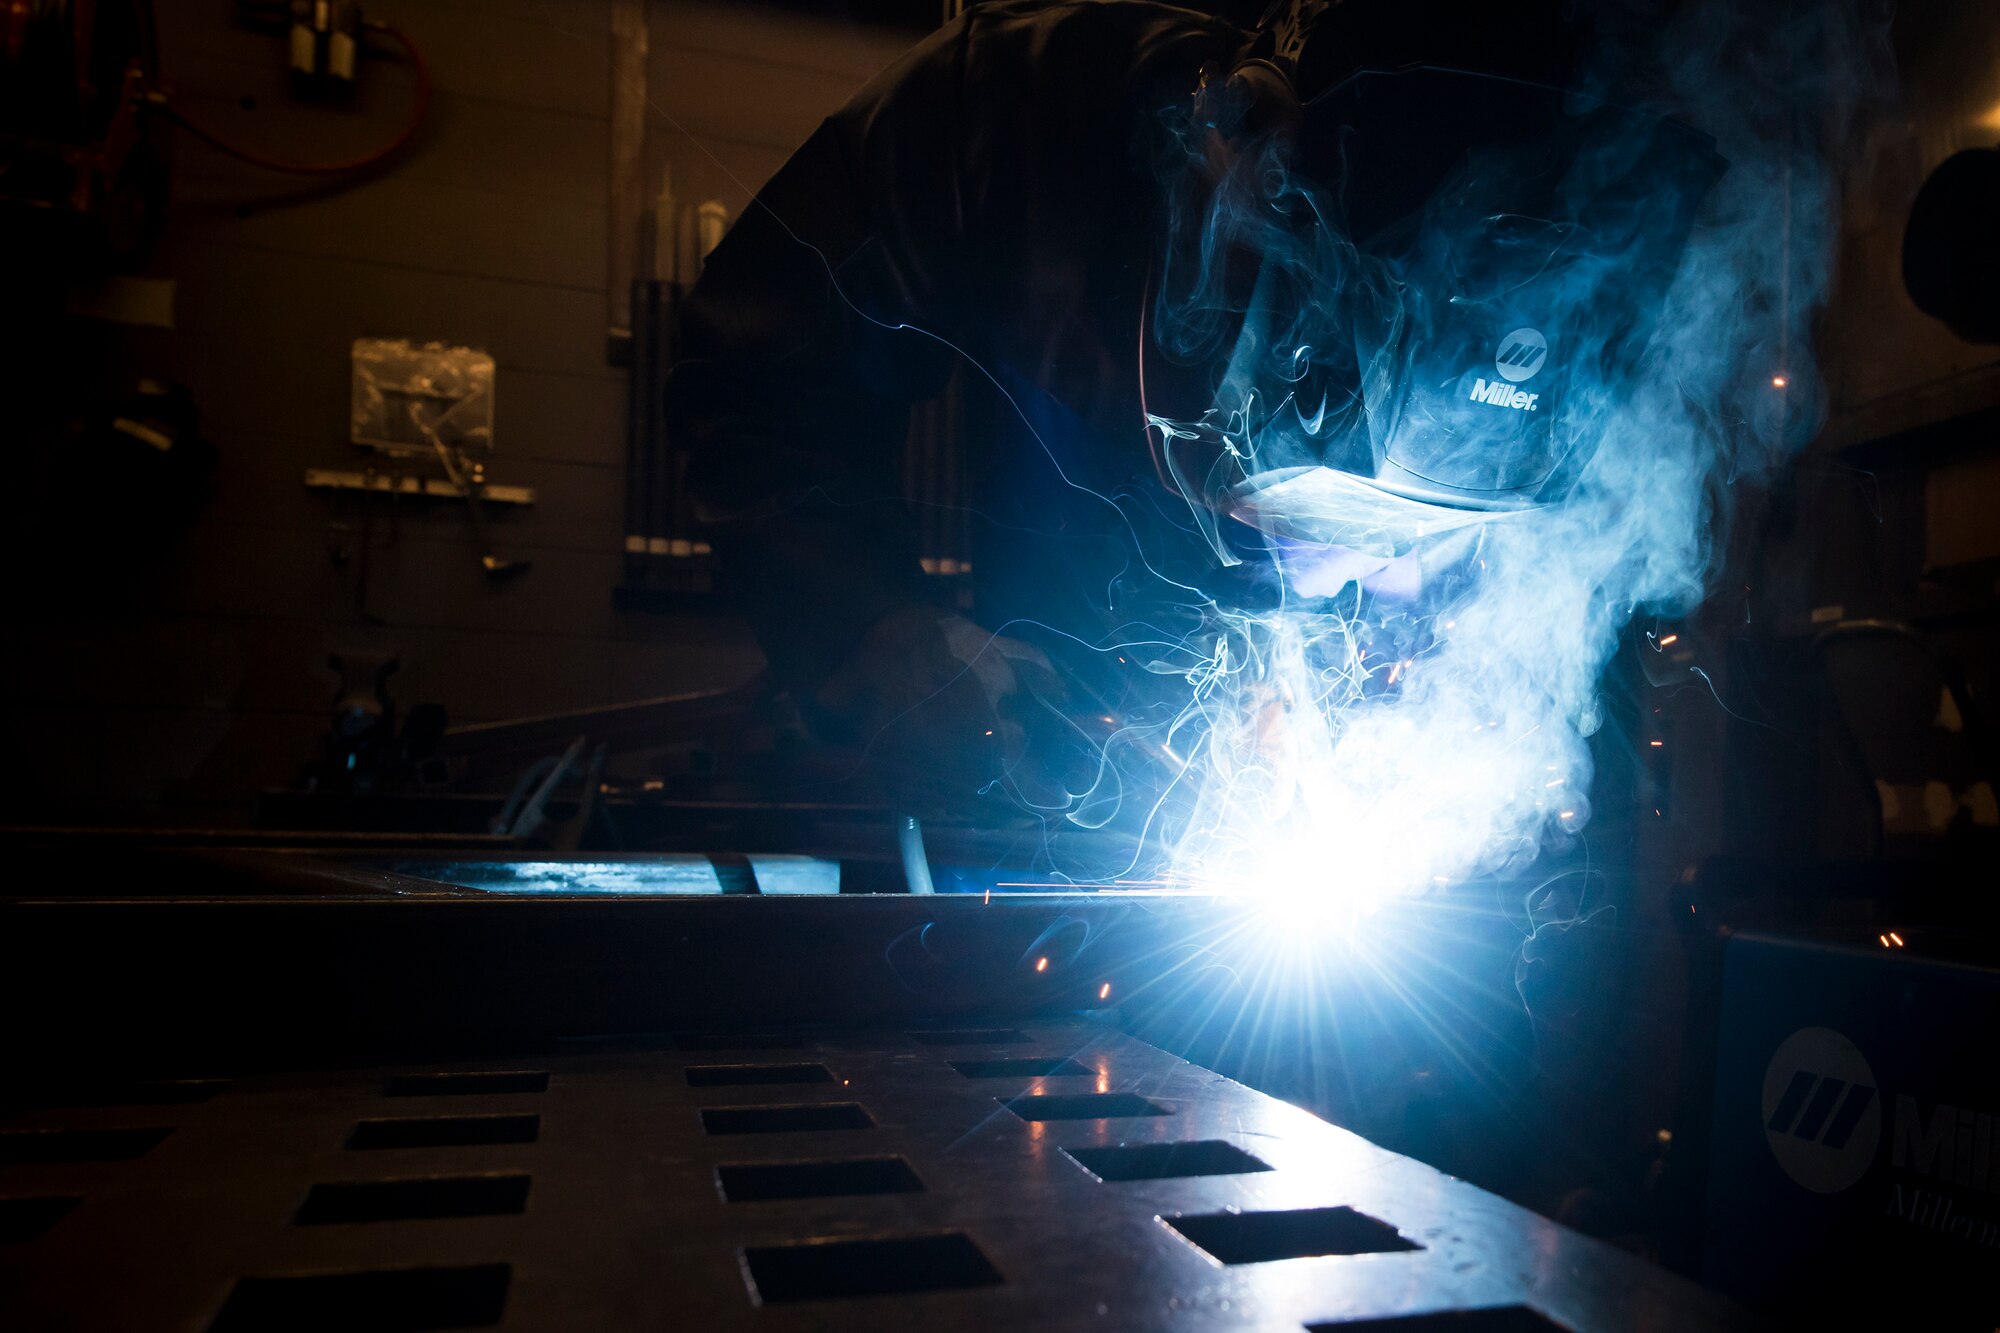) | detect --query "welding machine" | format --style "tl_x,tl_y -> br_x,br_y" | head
1701,929 -> 2000,1329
